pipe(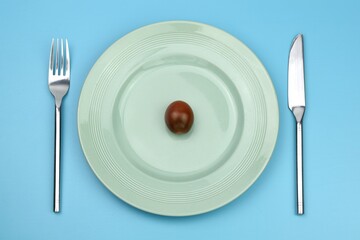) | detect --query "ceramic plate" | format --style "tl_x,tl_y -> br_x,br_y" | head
78,21 -> 279,216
